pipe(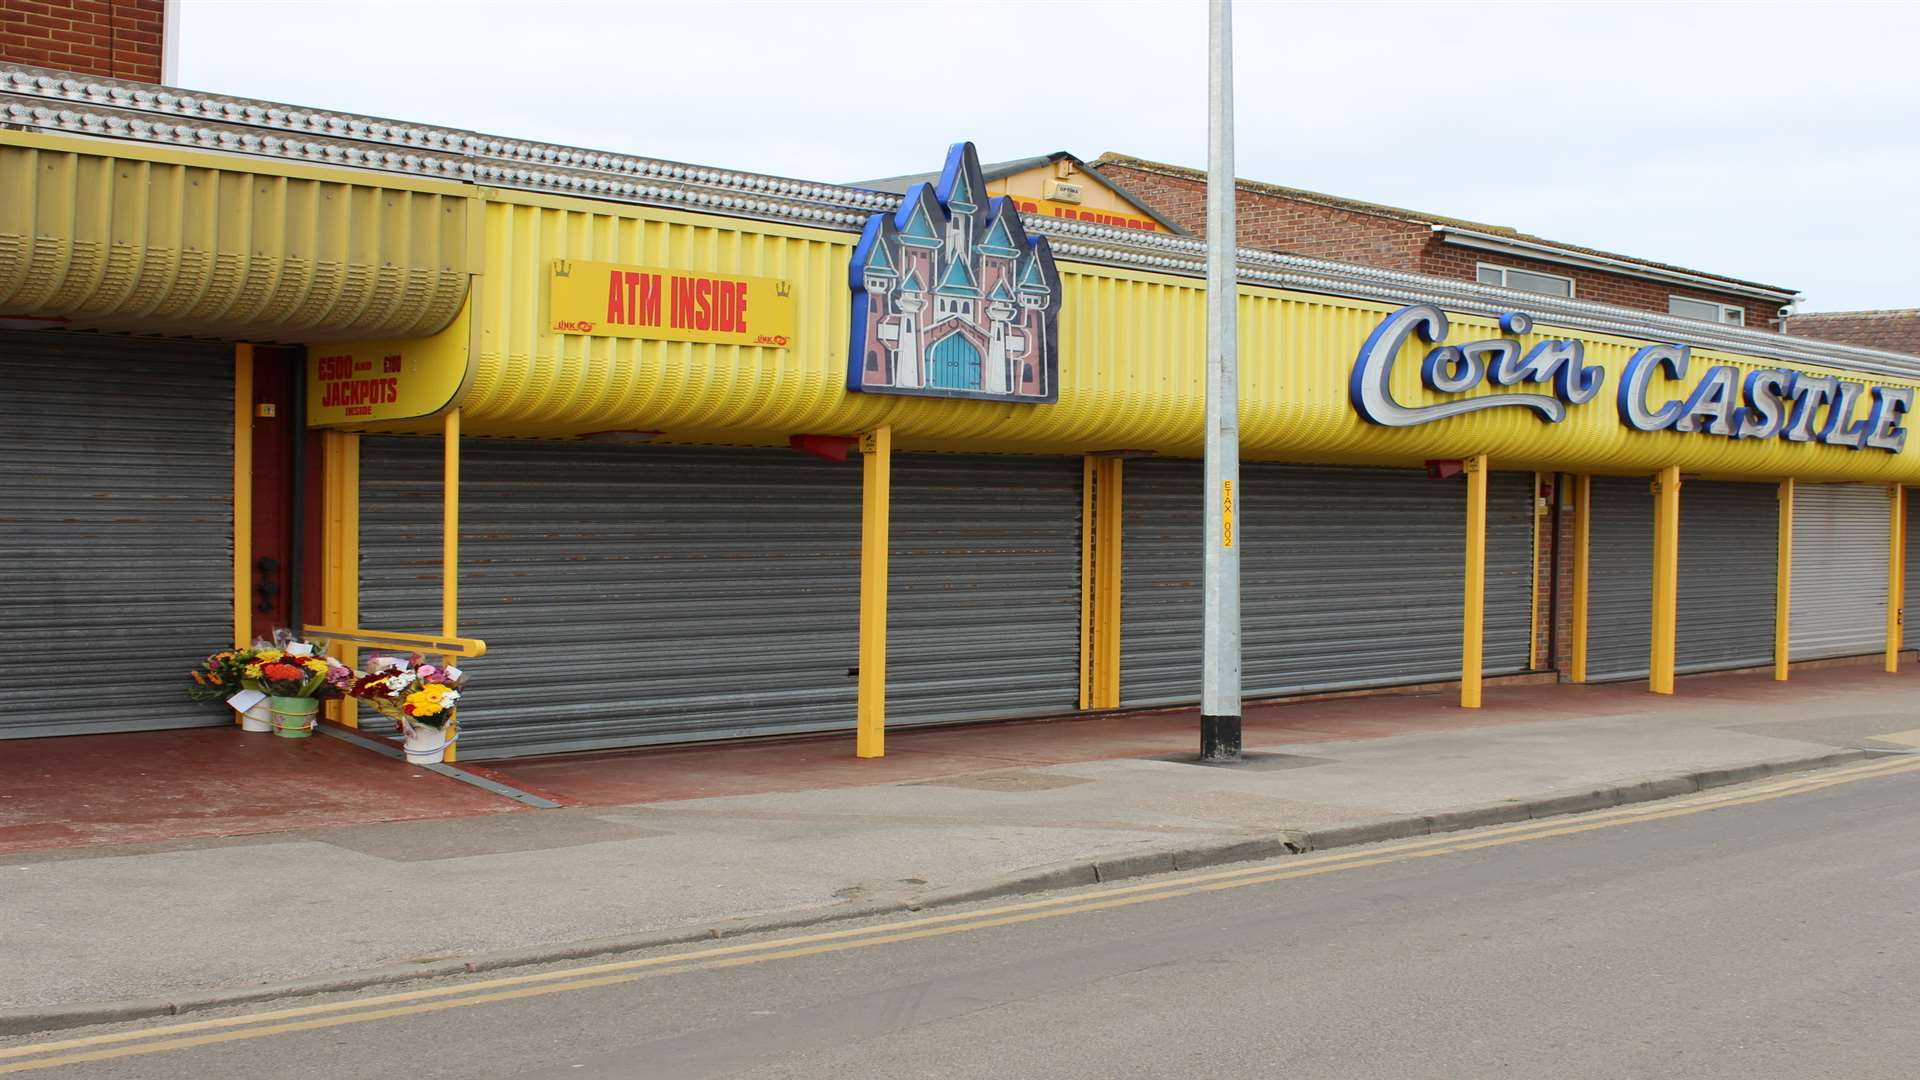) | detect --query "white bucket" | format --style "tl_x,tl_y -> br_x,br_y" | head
402,723 -> 455,765
239,700 -> 273,732
230,690 -> 273,733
